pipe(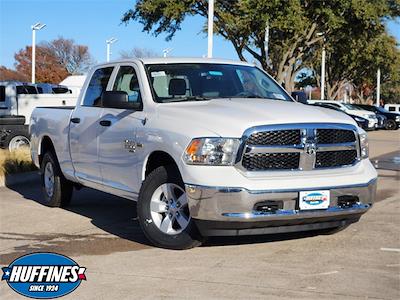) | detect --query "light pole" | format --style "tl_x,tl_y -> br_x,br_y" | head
320,46 -> 326,100
264,20 -> 270,68
207,0 -> 214,58
317,33 -> 326,100
31,22 -> 46,84
106,37 -> 118,62
376,68 -> 381,107
163,48 -> 173,57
